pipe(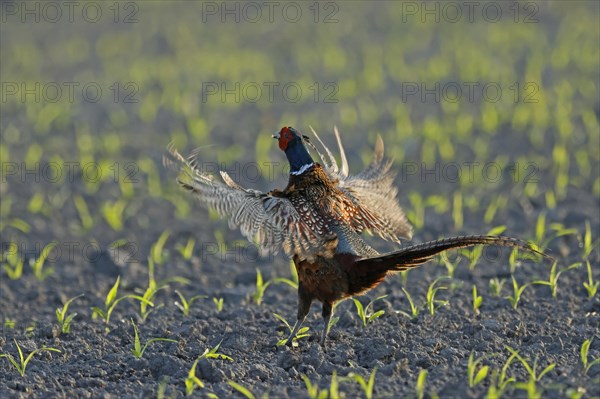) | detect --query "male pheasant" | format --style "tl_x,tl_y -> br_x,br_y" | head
165,126 -> 543,347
